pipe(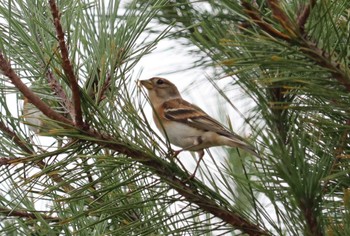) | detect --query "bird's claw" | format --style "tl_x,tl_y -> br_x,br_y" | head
184,173 -> 196,182
168,149 -> 183,158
